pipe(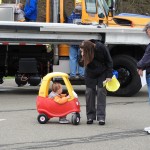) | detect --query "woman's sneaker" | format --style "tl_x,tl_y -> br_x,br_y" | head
87,119 -> 93,124
144,126 -> 150,132
59,117 -> 69,124
99,120 -> 105,125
